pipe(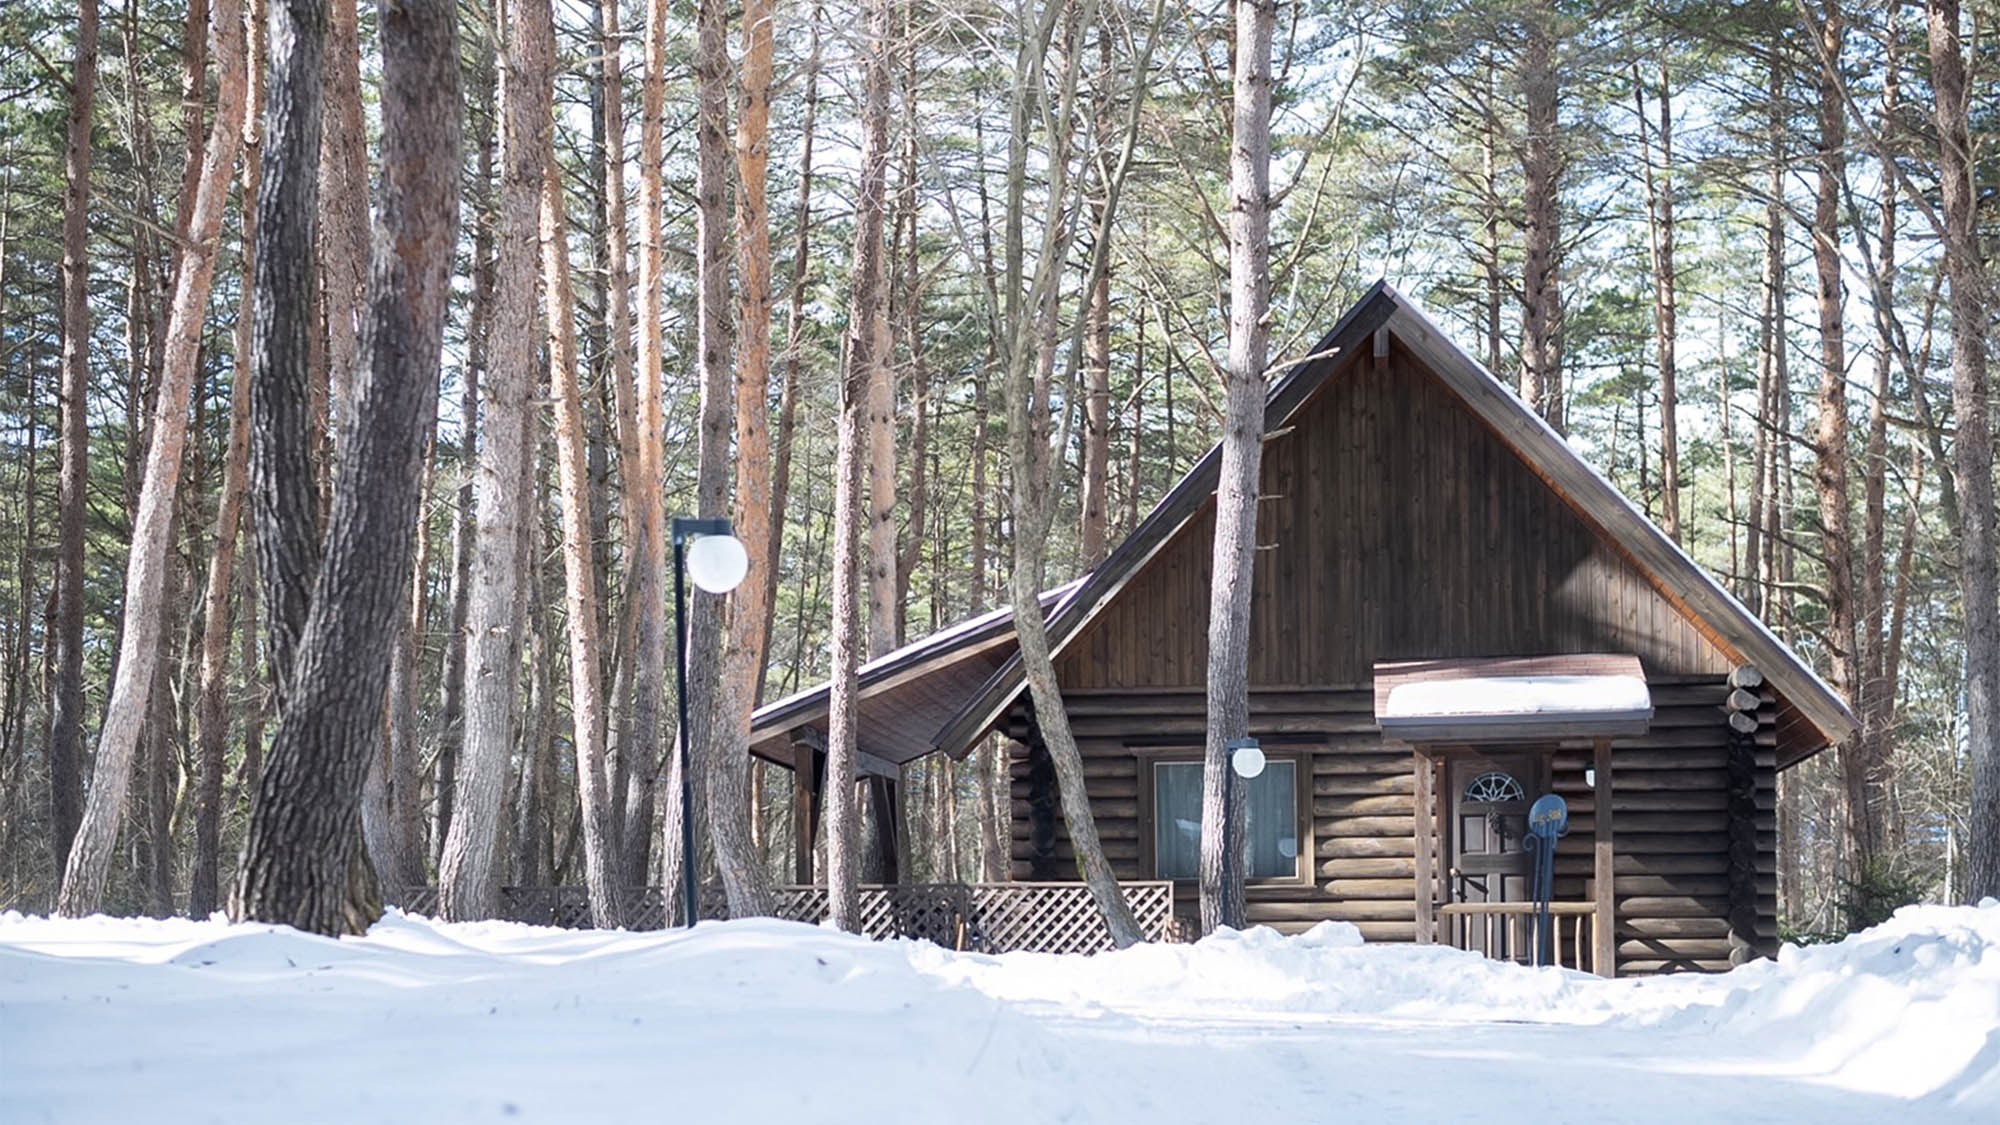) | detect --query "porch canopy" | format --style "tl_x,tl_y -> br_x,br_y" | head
1373,653 -> 1654,744
1374,653 -> 1649,978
